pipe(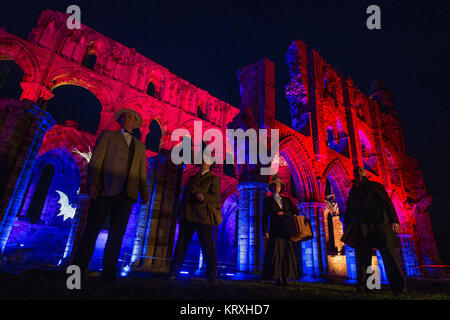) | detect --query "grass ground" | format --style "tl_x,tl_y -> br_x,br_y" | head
0,269 -> 449,300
